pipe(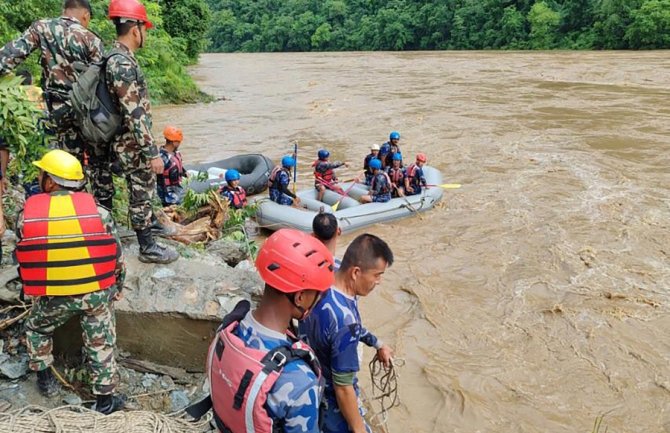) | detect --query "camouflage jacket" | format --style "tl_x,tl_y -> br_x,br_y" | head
0,16 -> 103,101
105,41 -> 158,160
15,191 -> 126,293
